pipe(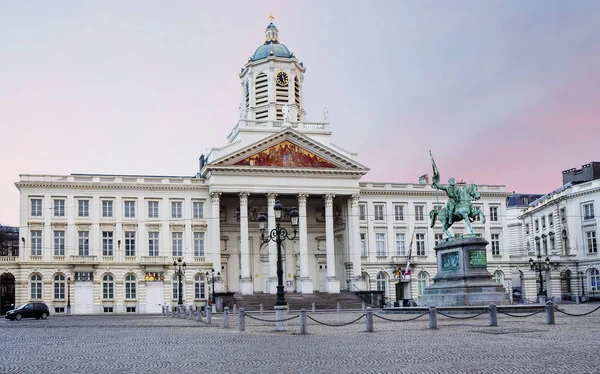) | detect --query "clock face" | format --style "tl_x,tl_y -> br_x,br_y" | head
276,71 -> 289,86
